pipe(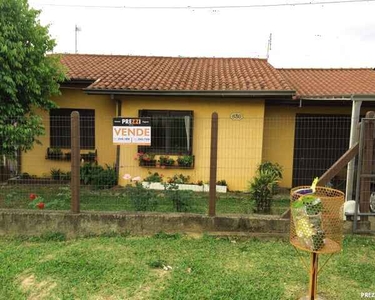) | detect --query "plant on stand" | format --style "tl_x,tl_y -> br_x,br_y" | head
177,155 -> 194,168
136,152 -> 156,167
159,156 -> 175,168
